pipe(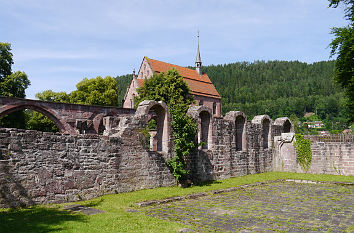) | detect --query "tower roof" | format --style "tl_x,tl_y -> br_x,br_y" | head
196,32 -> 202,63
